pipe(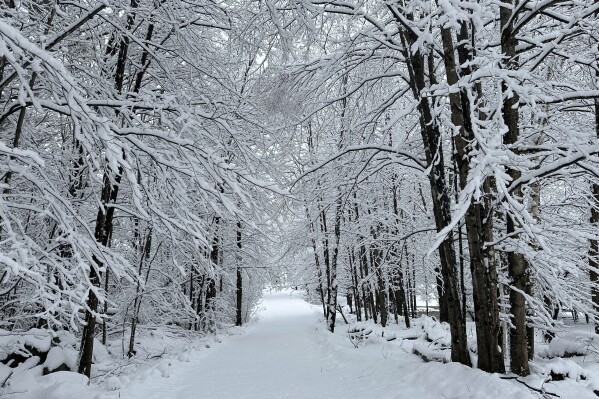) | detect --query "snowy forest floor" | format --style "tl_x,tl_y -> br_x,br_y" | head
5,290 -> 599,398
